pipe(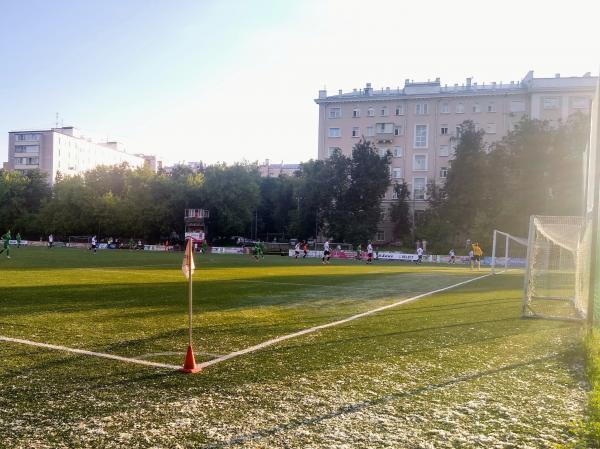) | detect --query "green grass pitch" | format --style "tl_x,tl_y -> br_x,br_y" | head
0,247 -> 587,448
